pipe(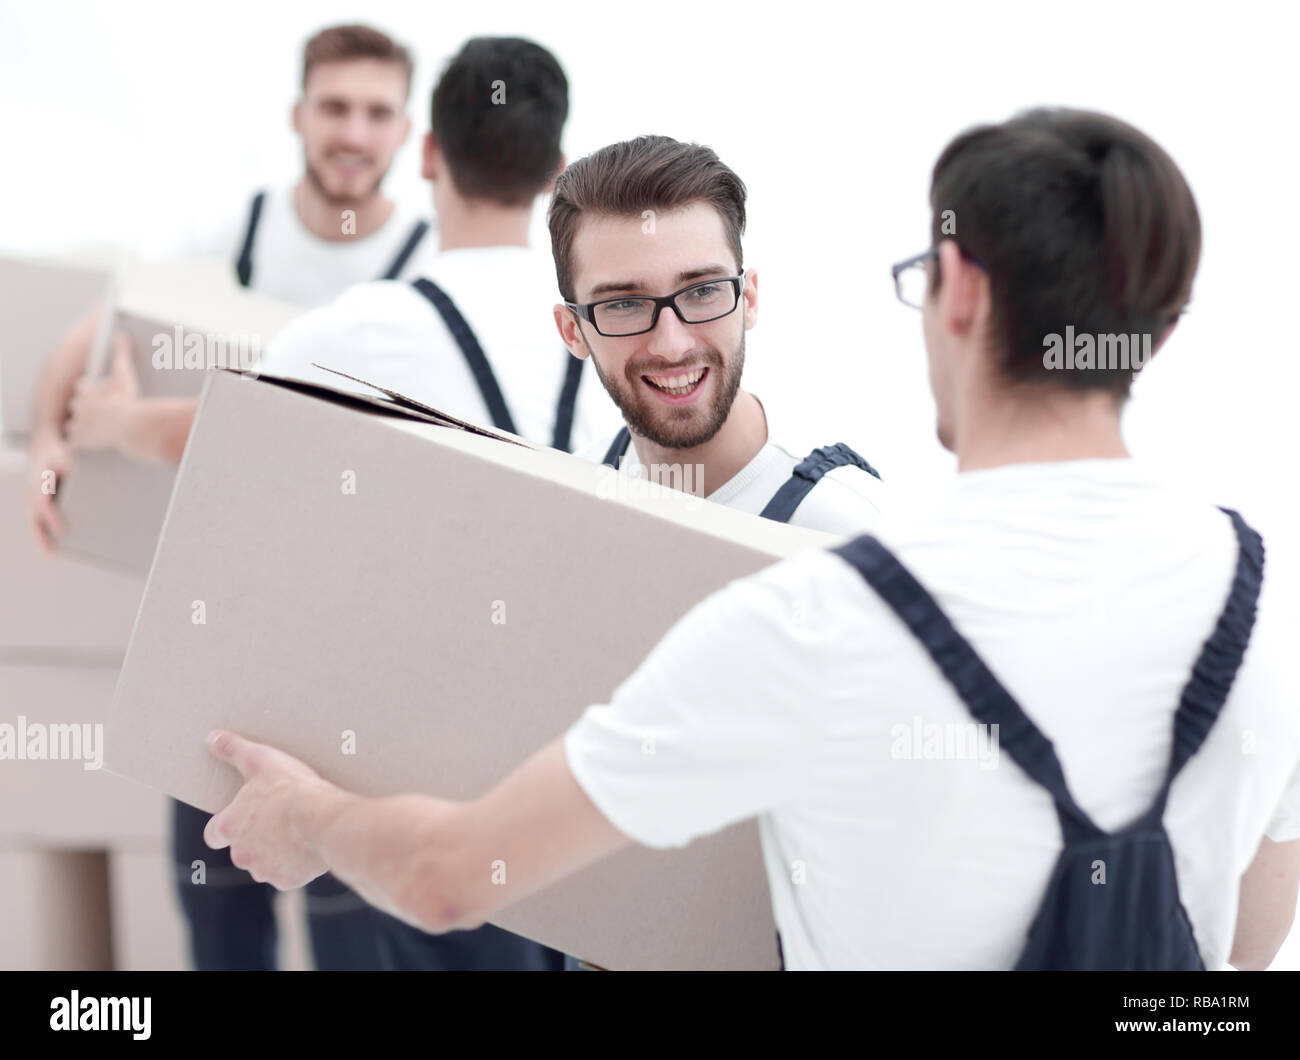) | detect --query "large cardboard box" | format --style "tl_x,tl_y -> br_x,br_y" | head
55,259 -> 302,575
0,444 -> 142,658
0,254 -> 113,439
0,661 -> 167,845
106,370 -> 842,970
